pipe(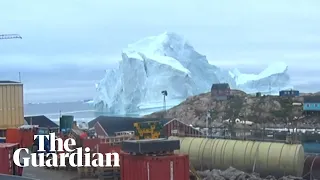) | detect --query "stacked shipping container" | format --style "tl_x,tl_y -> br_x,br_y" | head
0,143 -> 20,175
0,81 -> 24,131
6,128 -> 35,148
